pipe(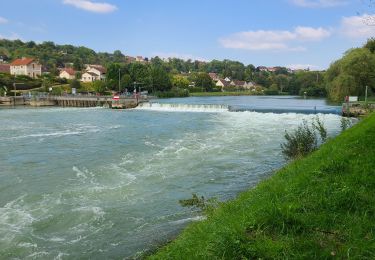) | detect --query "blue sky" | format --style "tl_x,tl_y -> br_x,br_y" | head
0,0 -> 374,69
